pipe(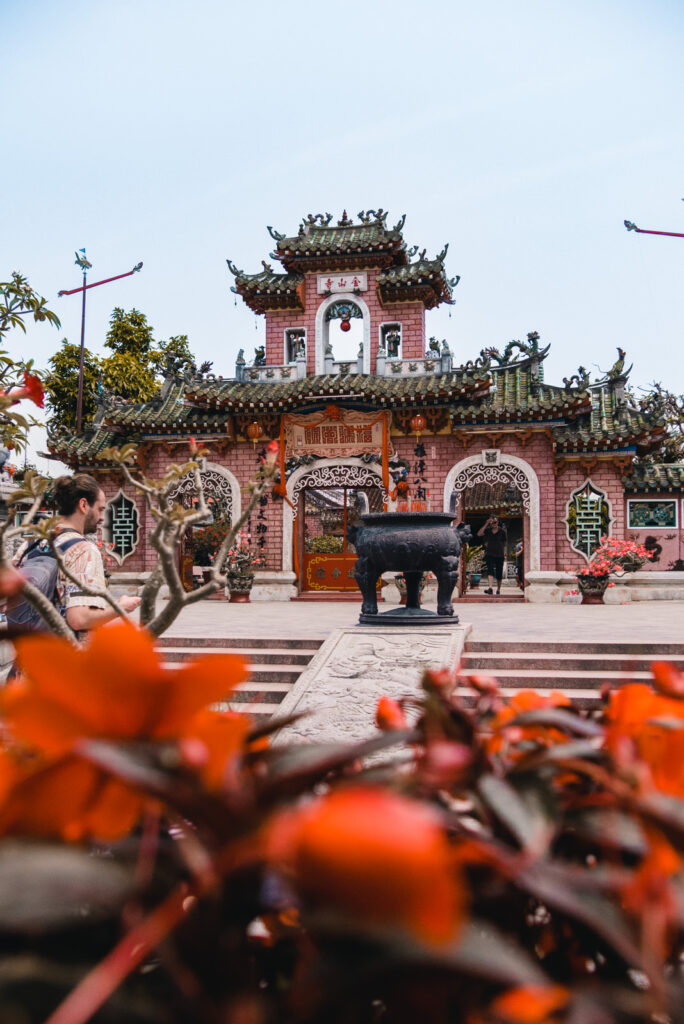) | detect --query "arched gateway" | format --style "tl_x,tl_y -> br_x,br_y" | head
282,459 -> 388,590
443,452 -> 541,572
